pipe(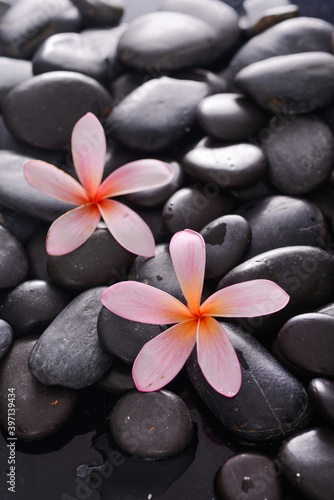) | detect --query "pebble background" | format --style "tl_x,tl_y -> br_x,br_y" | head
0,0 -> 334,499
